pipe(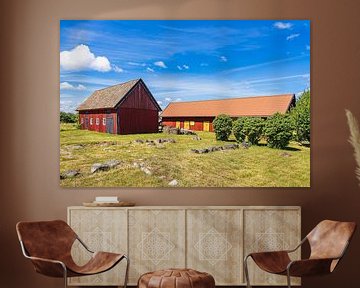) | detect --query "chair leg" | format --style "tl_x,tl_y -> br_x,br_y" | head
62,265 -> 68,288
244,255 -> 252,288
123,255 -> 130,288
286,269 -> 291,288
